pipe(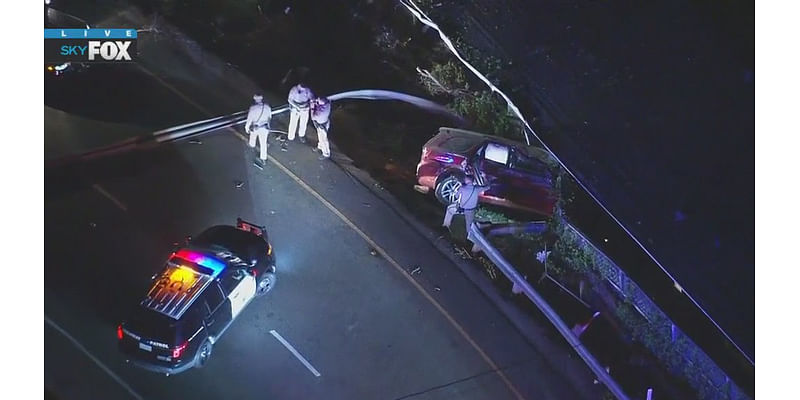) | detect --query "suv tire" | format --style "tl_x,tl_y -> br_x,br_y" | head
256,272 -> 276,296
435,175 -> 462,205
195,339 -> 213,369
